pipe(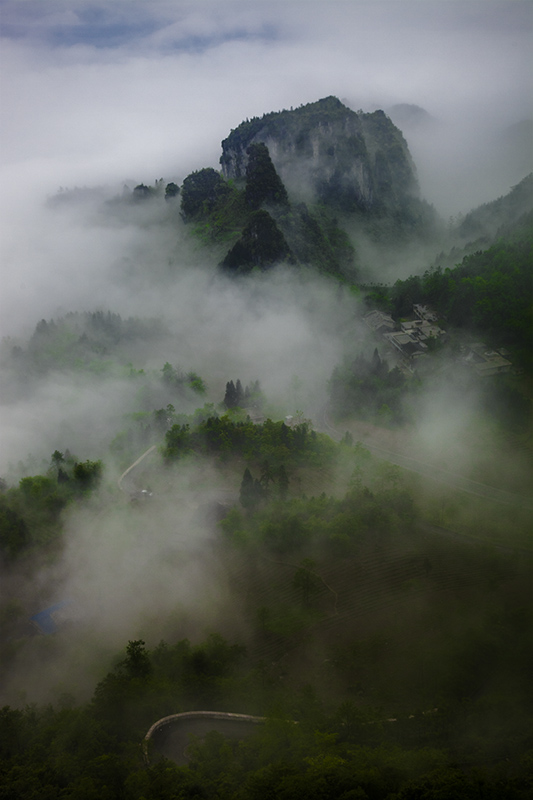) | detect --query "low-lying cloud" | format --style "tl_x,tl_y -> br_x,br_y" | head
0,0 -> 531,707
